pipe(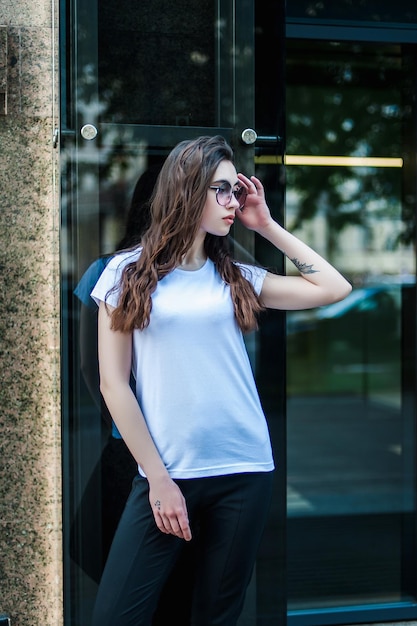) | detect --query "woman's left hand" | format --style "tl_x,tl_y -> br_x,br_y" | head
236,174 -> 274,232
